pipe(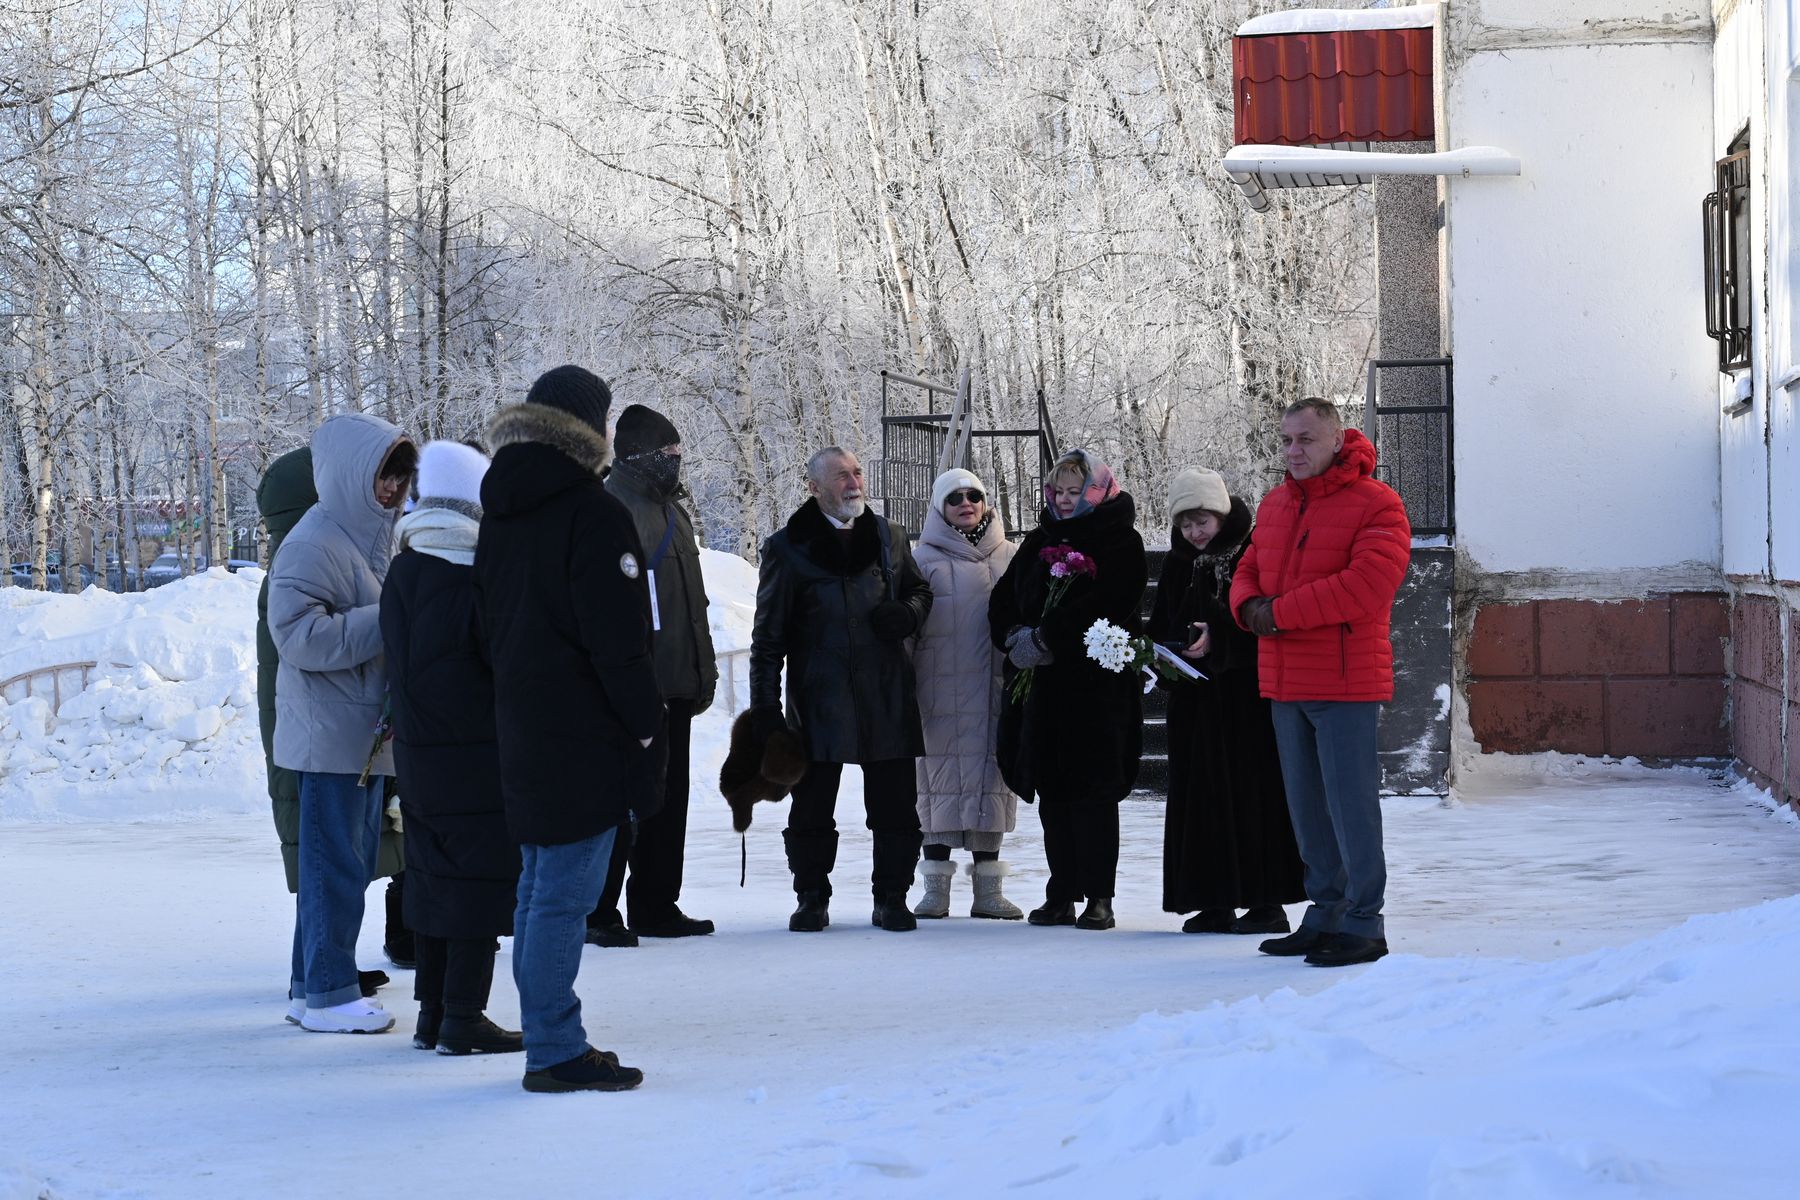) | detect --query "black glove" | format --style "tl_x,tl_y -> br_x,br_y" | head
870,599 -> 918,641
1240,596 -> 1280,638
746,704 -> 789,744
